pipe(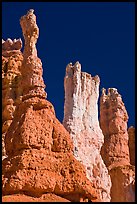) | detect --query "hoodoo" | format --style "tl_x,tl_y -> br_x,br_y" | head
100,88 -> 135,202
63,62 -> 111,202
2,8 -> 135,203
2,10 -> 98,202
